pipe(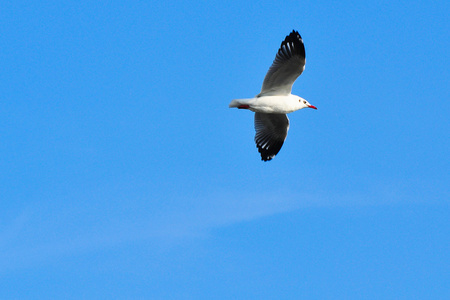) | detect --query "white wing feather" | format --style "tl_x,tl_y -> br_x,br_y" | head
258,30 -> 306,97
